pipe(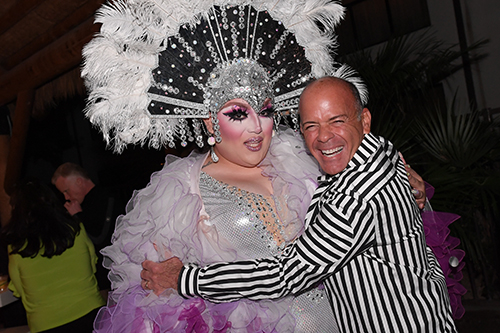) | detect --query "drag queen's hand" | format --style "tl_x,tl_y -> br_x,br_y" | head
399,153 -> 426,209
141,257 -> 184,295
406,164 -> 426,209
